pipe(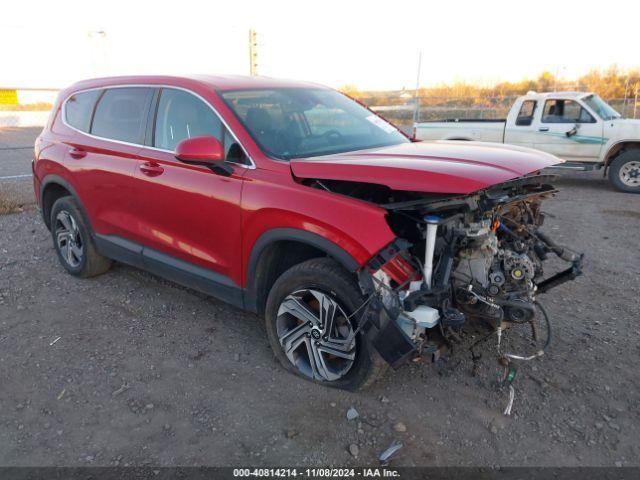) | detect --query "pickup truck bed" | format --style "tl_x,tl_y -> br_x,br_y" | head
416,119 -> 506,143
